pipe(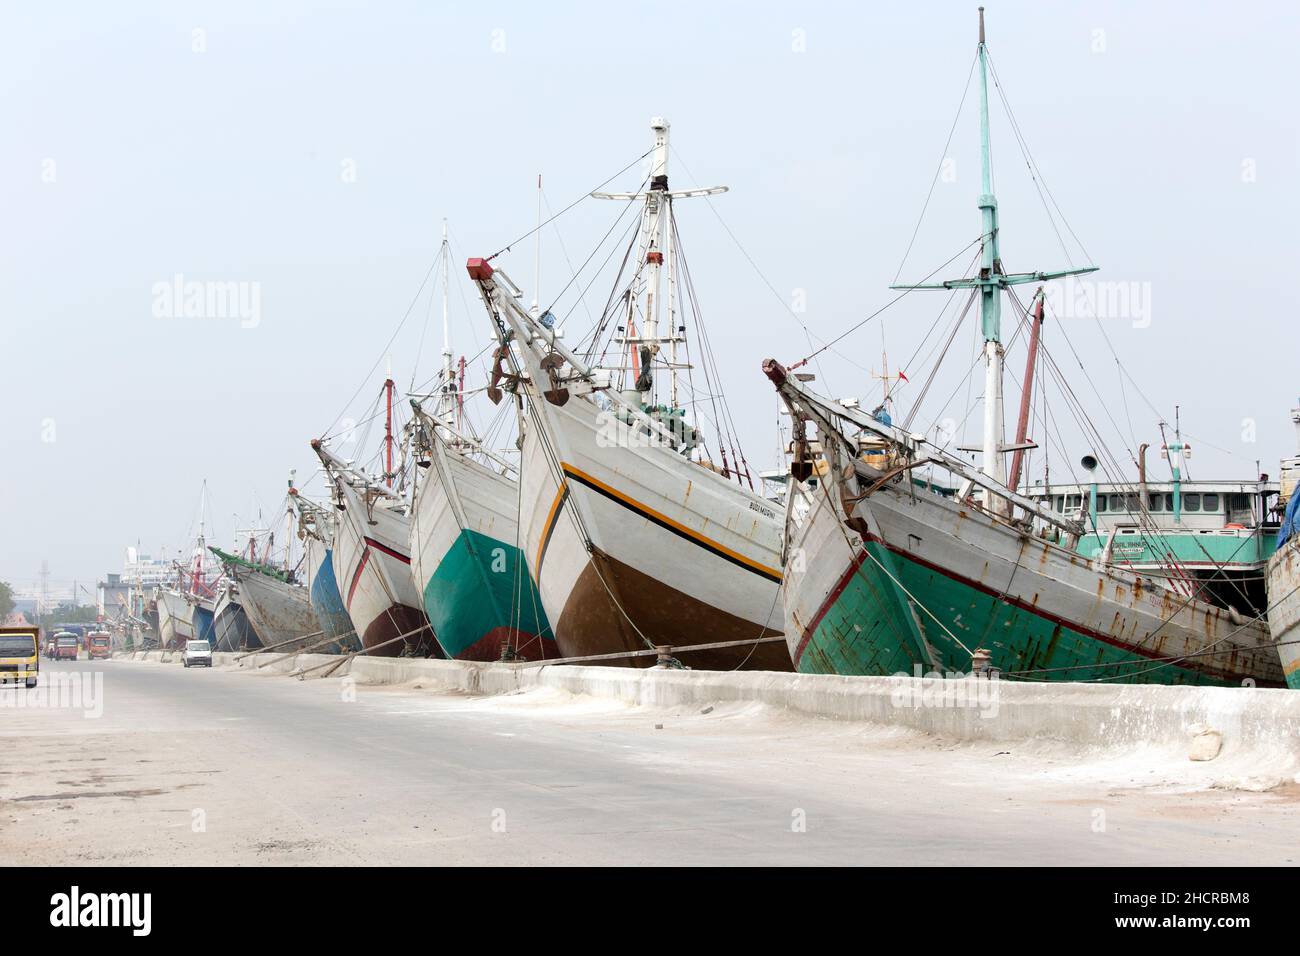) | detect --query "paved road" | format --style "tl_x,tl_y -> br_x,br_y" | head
2,658 -> 1298,865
